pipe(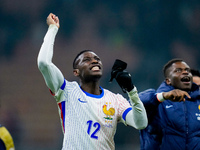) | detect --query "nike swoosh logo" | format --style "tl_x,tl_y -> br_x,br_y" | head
166,105 -> 173,109
78,98 -> 87,103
